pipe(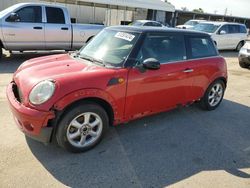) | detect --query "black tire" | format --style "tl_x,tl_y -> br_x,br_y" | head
56,102 -> 109,153
236,41 -> 244,52
200,80 -> 225,111
239,61 -> 249,68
